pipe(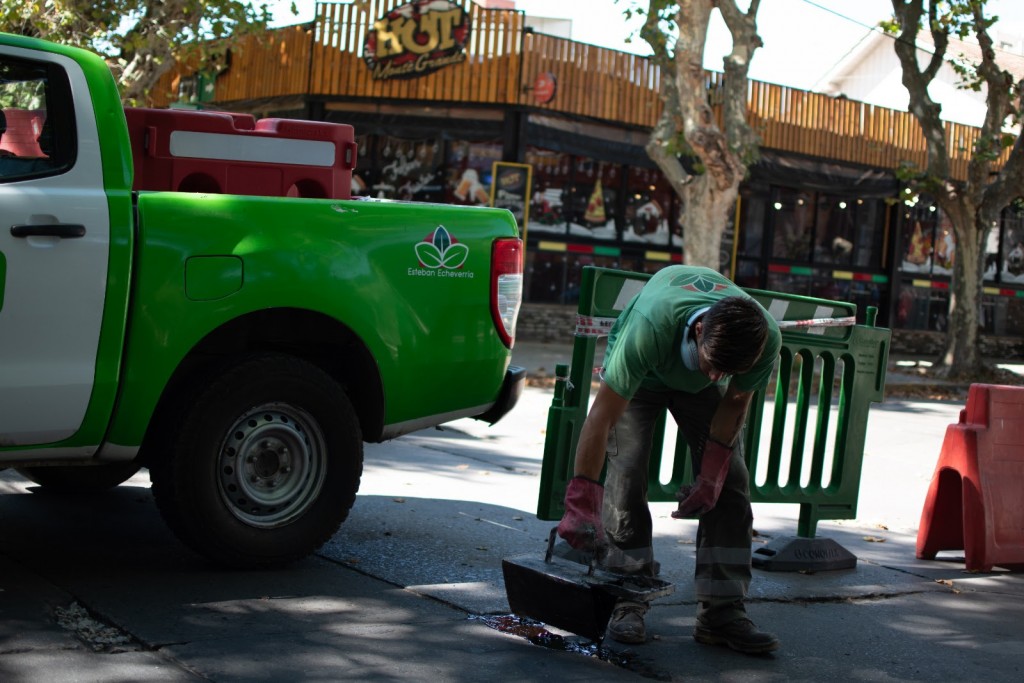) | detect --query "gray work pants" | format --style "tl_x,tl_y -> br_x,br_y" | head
601,385 -> 753,627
